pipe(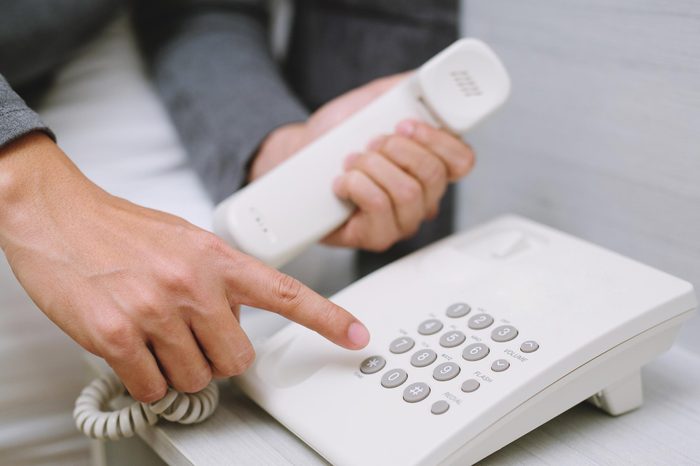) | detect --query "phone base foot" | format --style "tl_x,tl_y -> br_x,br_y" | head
588,370 -> 643,416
